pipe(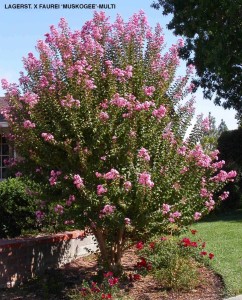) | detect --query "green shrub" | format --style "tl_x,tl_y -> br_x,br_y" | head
0,178 -> 38,238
